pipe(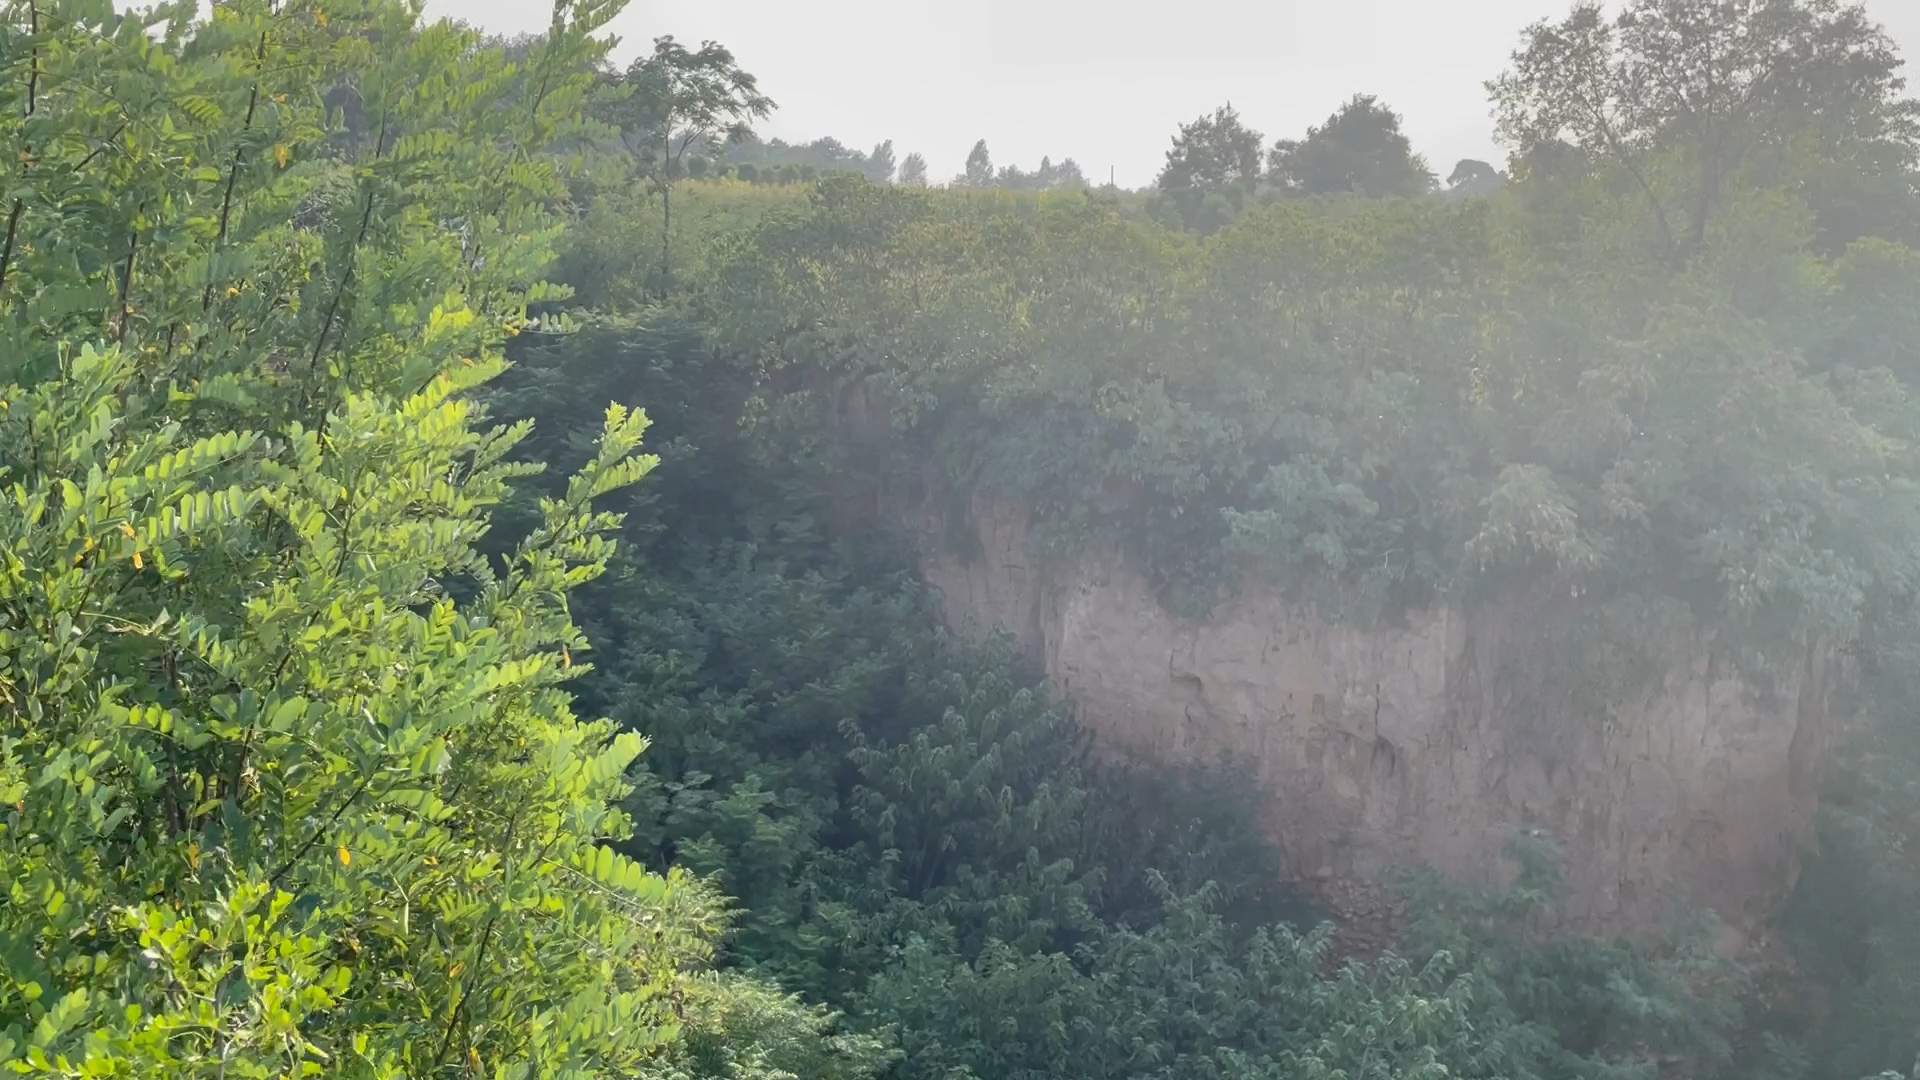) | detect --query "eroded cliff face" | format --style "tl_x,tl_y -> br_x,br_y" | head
915,496 -> 1836,942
